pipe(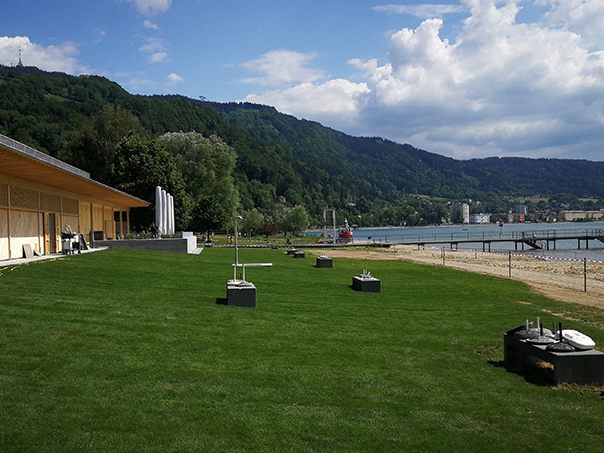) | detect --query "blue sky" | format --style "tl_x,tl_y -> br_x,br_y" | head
1,1 -> 603,161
